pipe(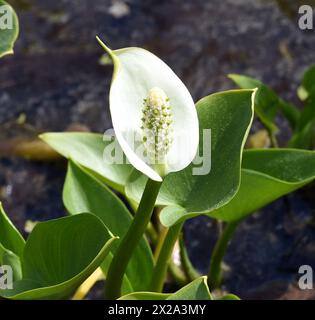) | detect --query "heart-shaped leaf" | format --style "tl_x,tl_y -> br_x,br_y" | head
0,0 -> 19,58
40,132 -> 133,194
207,149 -> 315,221
120,277 -> 213,300
126,90 -> 255,227
63,160 -> 154,294
0,214 -> 117,299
